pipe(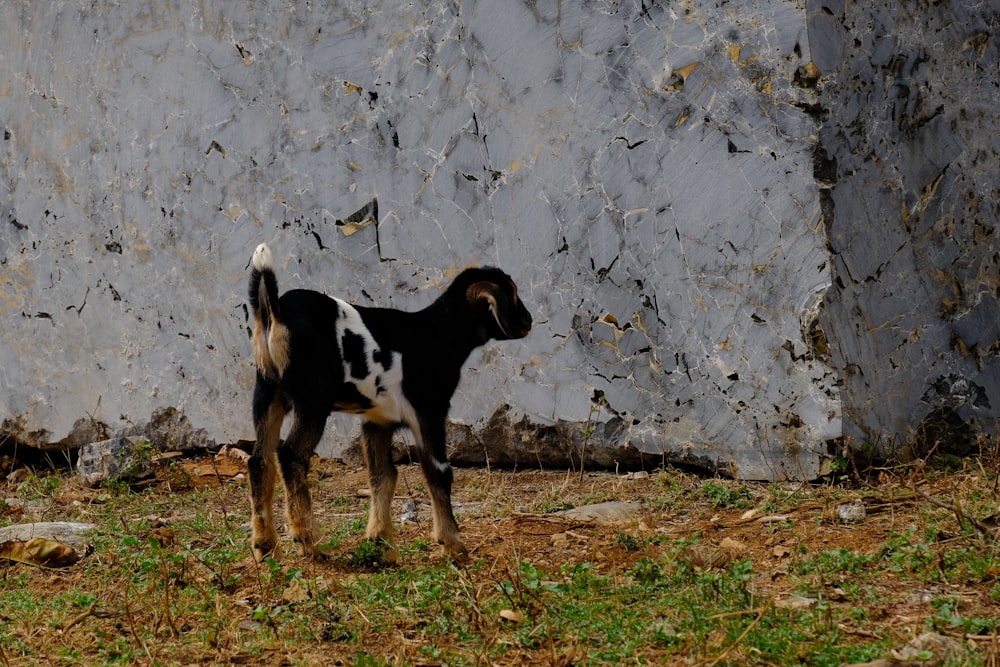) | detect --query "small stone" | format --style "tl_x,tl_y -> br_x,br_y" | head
837,499 -> 866,522
893,632 -> 966,662
554,501 -> 644,524
719,537 -> 746,552
216,444 -> 249,462
6,468 -> 29,485
398,501 -> 418,524
650,620 -> 677,637
776,595 -> 817,610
